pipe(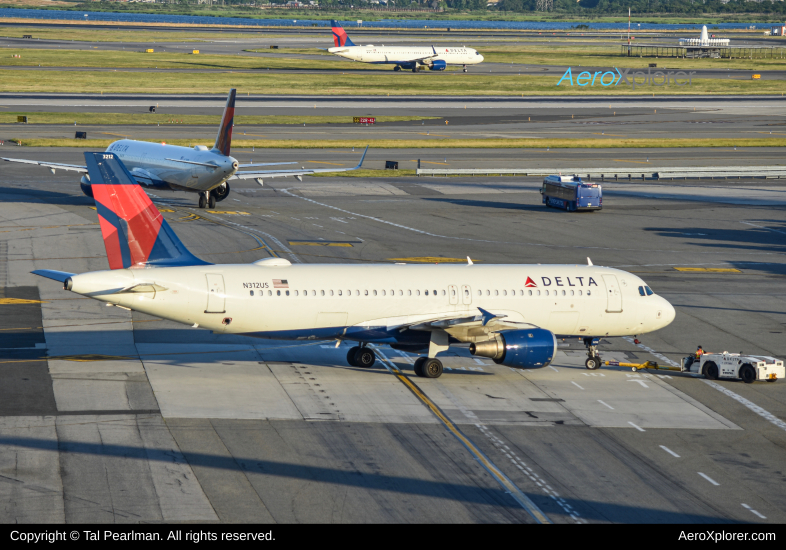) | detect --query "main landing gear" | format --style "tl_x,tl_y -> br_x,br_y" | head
393,65 -> 401,72
413,357 -> 443,378
198,191 -> 216,209
346,344 -> 376,368
584,337 -> 602,370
